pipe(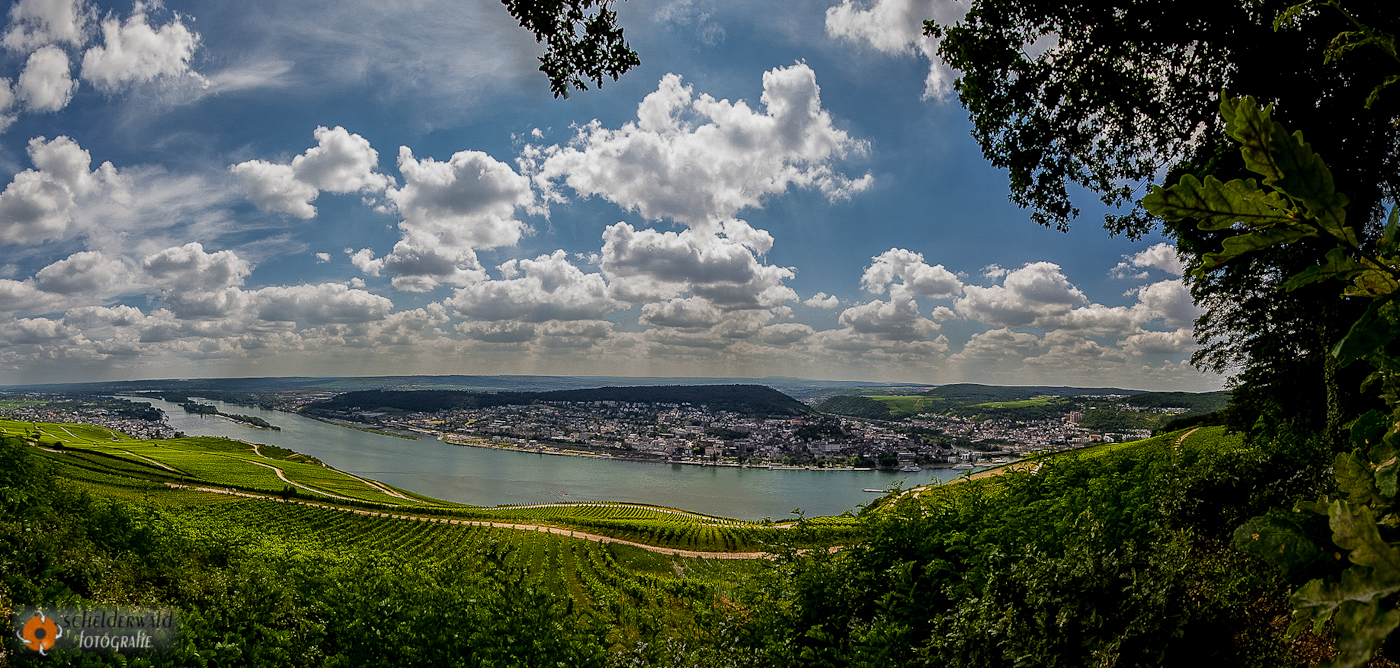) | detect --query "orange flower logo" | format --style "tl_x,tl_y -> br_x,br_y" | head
17,610 -> 61,655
